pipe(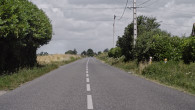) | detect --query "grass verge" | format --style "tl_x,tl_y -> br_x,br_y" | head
97,53 -> 195,95
0,57 -> 80,90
